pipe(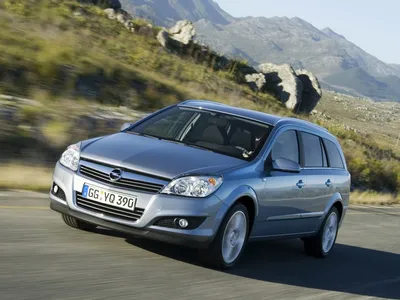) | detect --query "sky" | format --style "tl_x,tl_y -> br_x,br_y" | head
214,0 -> 400,64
